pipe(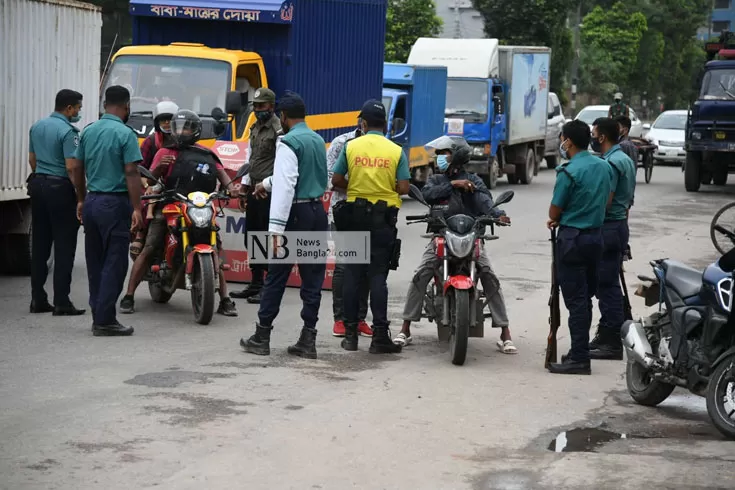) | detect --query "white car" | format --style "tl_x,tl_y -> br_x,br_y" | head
644,110 -> 687,164
573,105 -> 644,138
